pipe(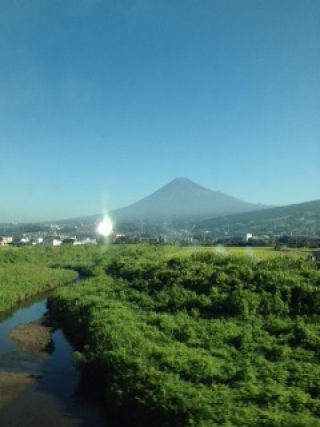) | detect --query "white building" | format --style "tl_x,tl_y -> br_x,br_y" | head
43,237 -> 62,247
